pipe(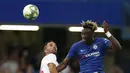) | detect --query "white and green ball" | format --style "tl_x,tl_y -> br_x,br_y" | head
23,4 -> 39,20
